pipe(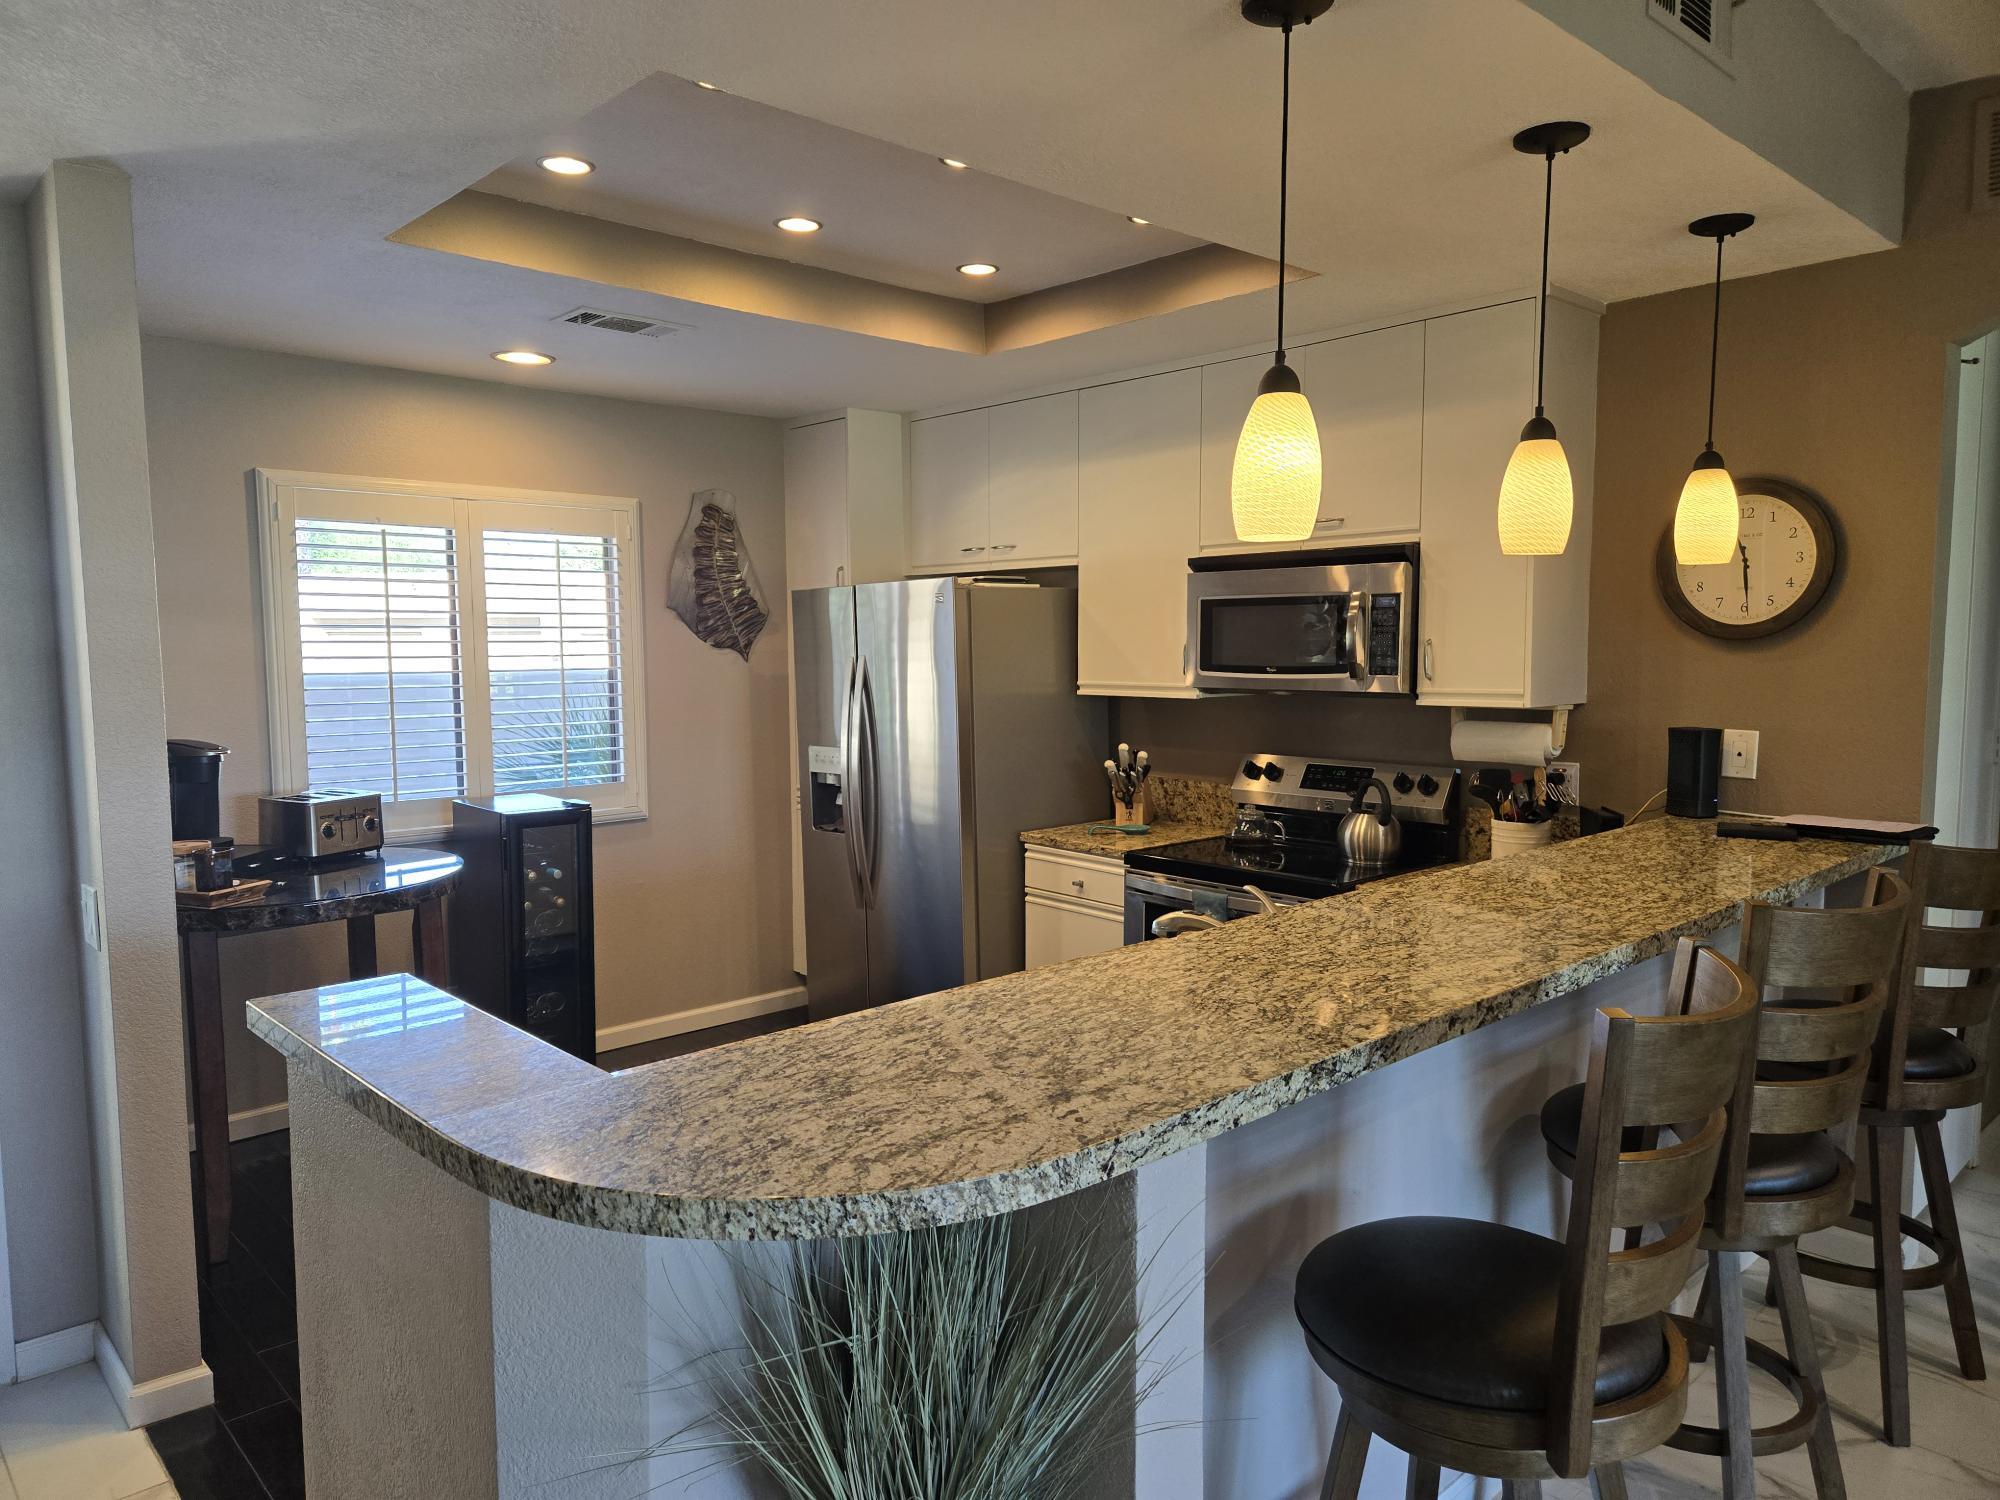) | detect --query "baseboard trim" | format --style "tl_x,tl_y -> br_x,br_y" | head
14,1321 -> 95,1382
94,1324 -> 213,1429
594,985 -> 806,1053
185,1100 -> 293,1152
